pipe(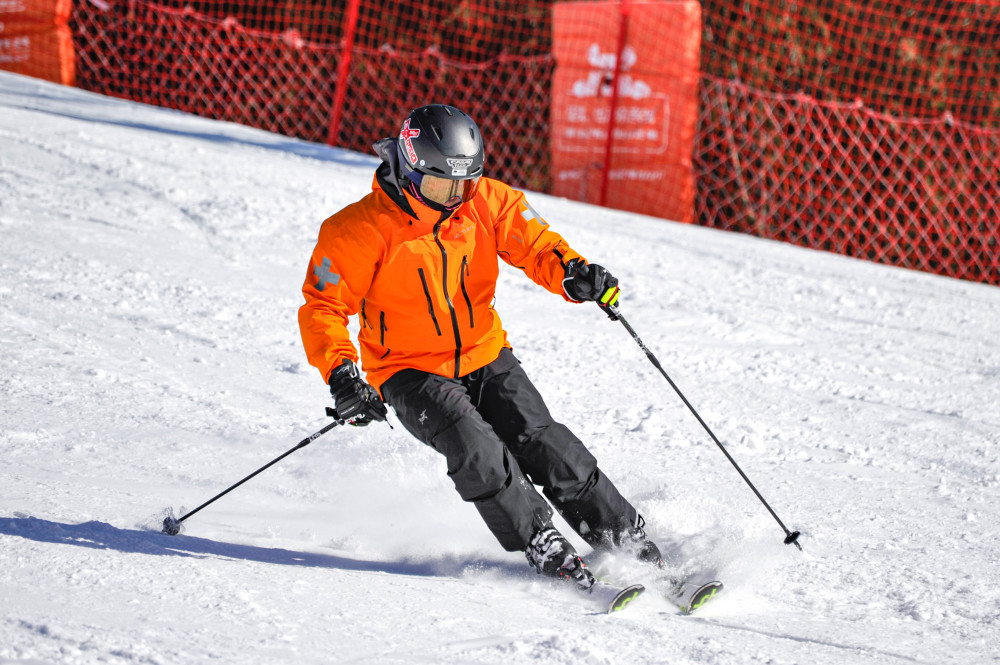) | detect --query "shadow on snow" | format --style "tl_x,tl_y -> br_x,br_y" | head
0,515 -> 518,580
